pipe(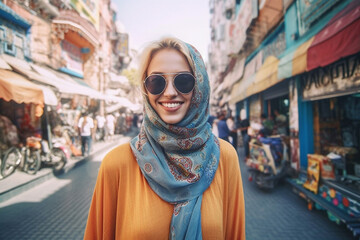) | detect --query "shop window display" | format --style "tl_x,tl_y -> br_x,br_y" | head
316,95 -> 360,180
